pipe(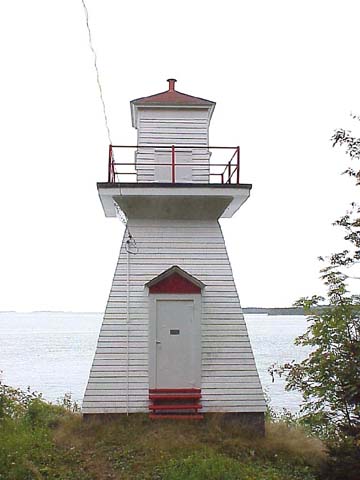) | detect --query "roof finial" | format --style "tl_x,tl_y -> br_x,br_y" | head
167,78 -> 177,91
